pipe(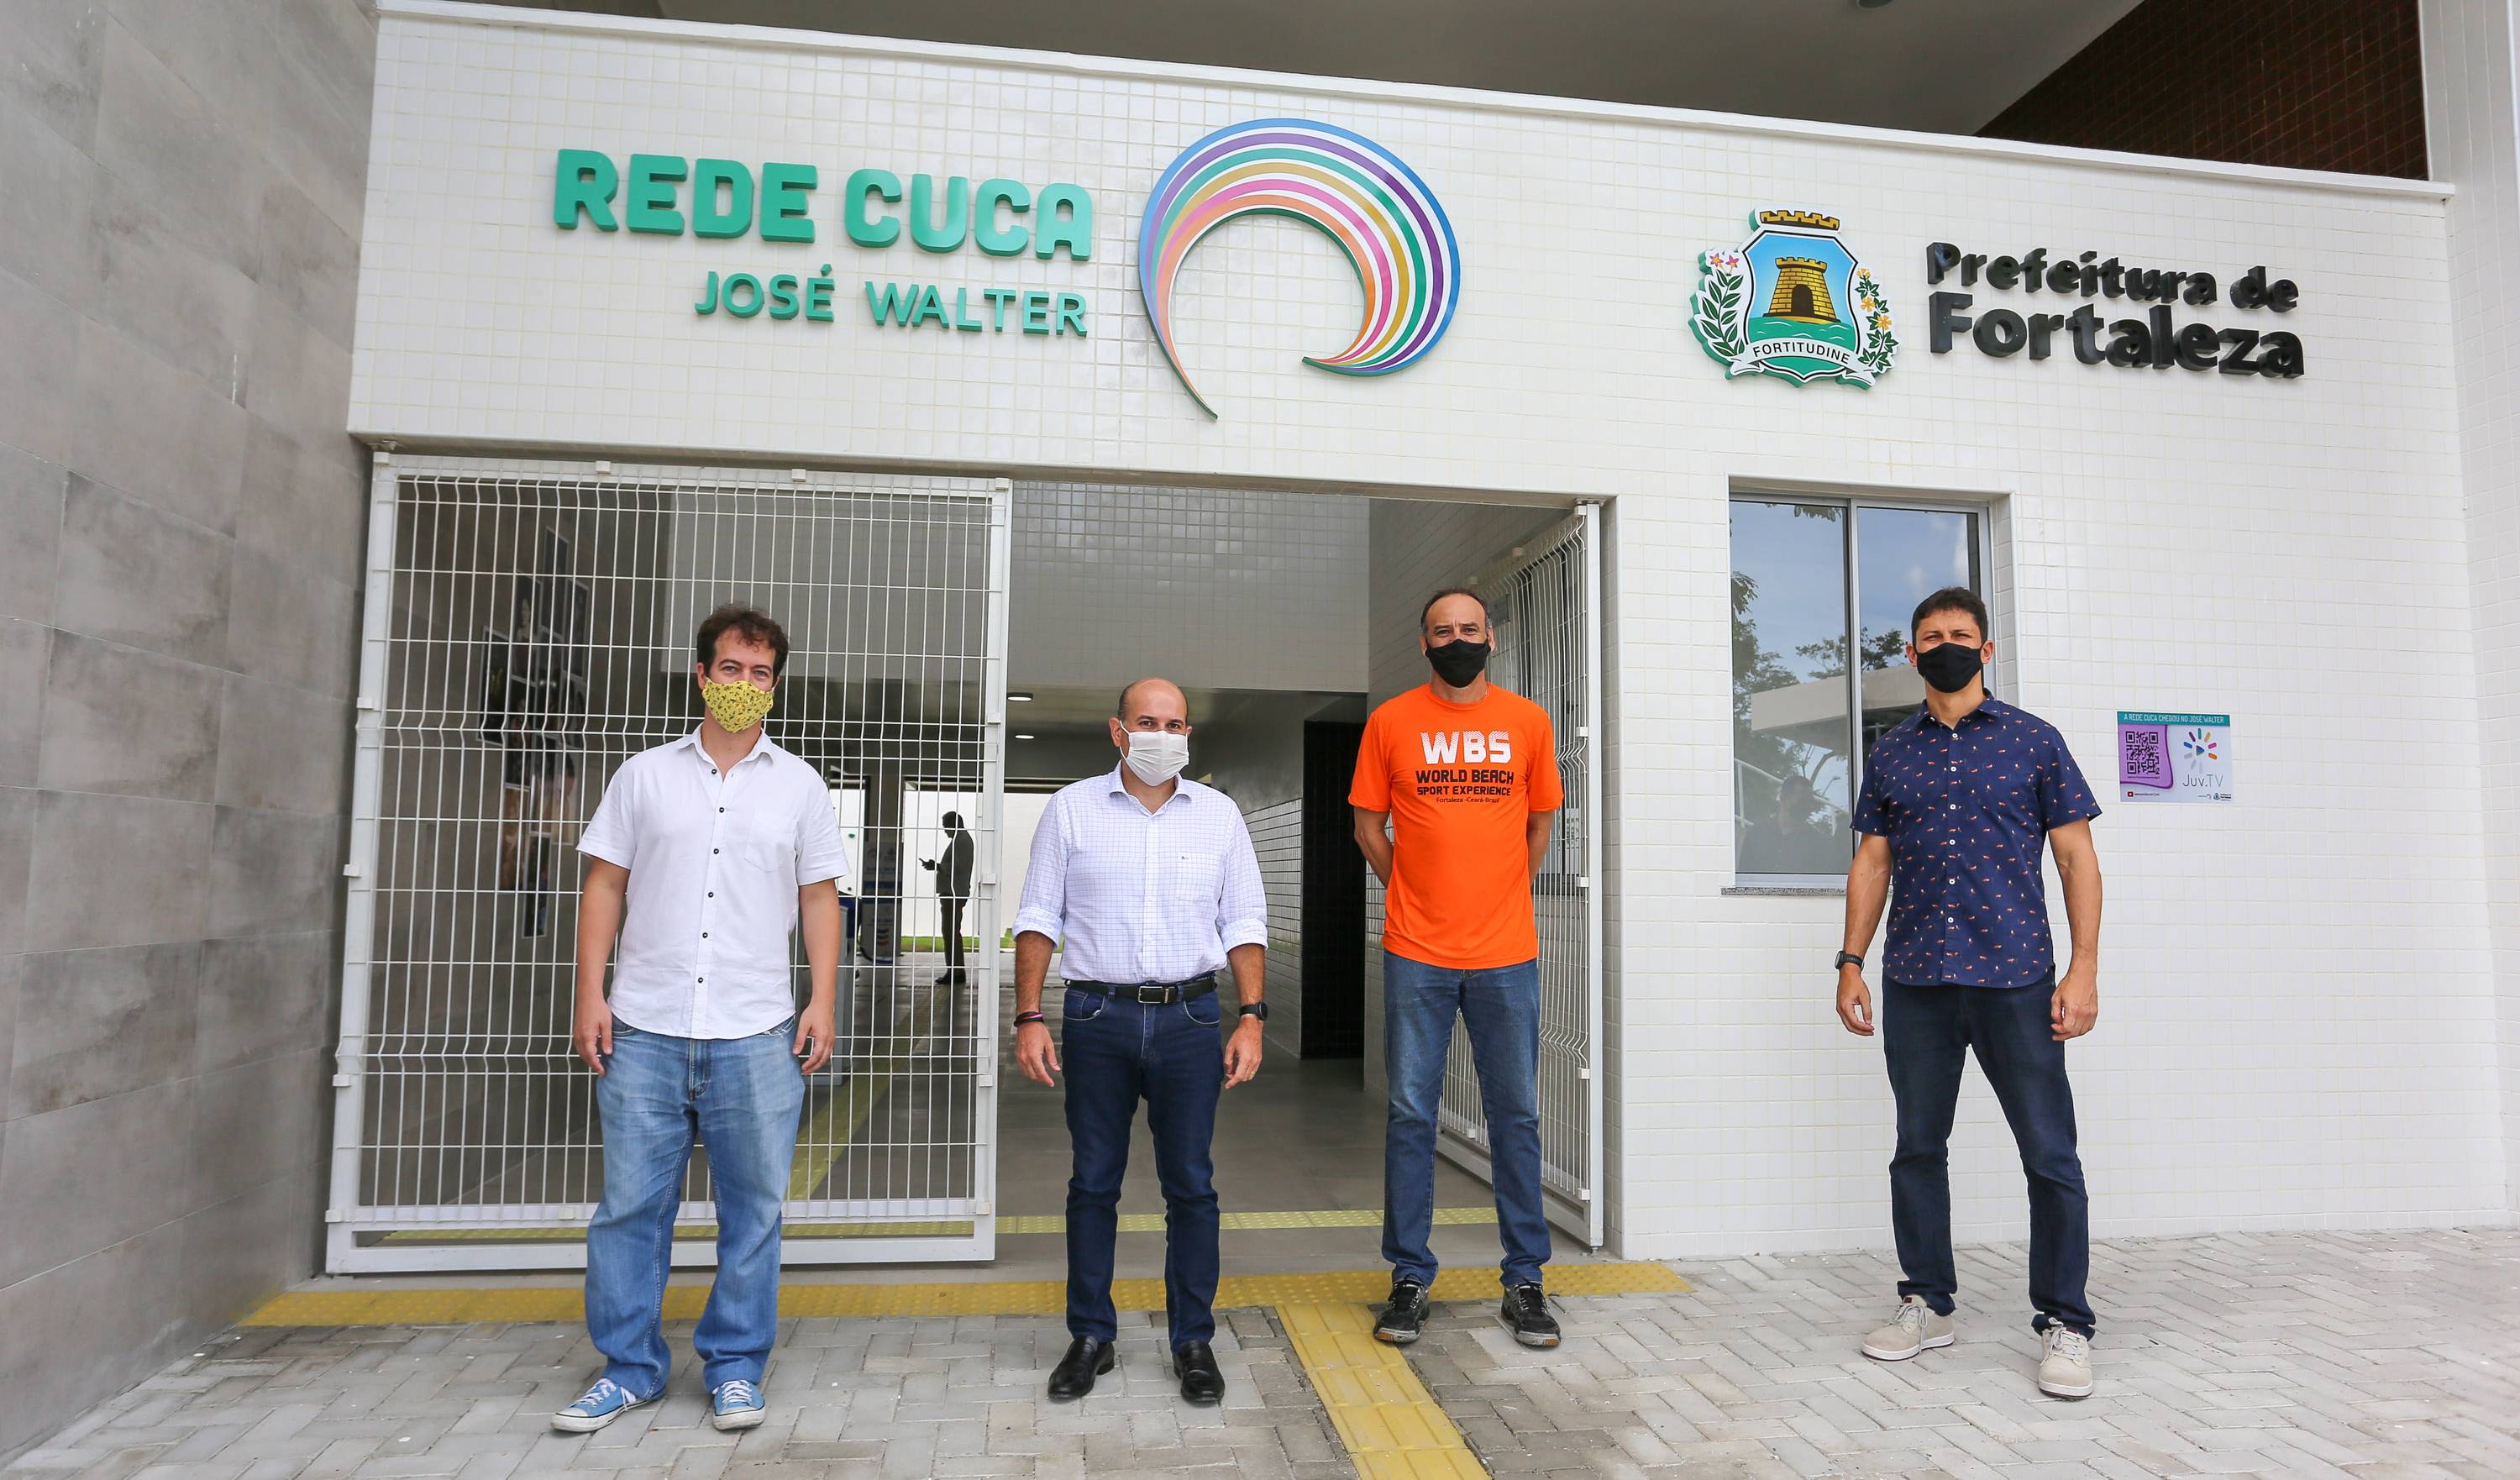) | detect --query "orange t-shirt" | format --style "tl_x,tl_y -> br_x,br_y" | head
1349,682 -> 1565,970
